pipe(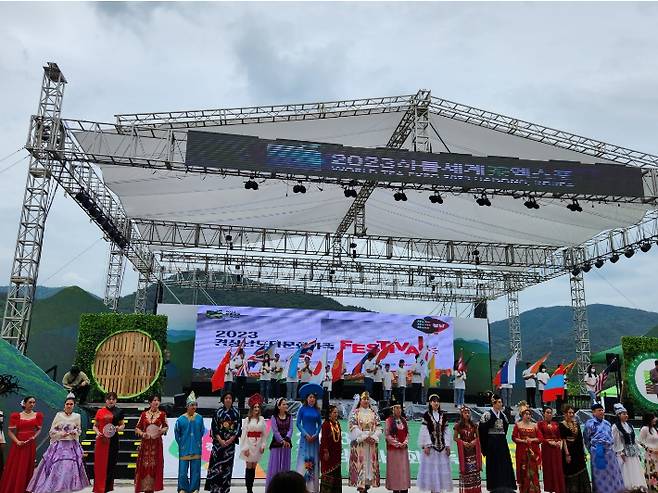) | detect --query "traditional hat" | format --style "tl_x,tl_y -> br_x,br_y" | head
360,391 -> 370,400
65,392 -> 76,400
186,391 -> 197,407
591,402 -> 604,411
275,397 -> 287,409
247,393 -> 263,409
428,394 -> 440,402
299,383 -> 324,400
613,403 -> 627,415
518,403 -> 531,416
